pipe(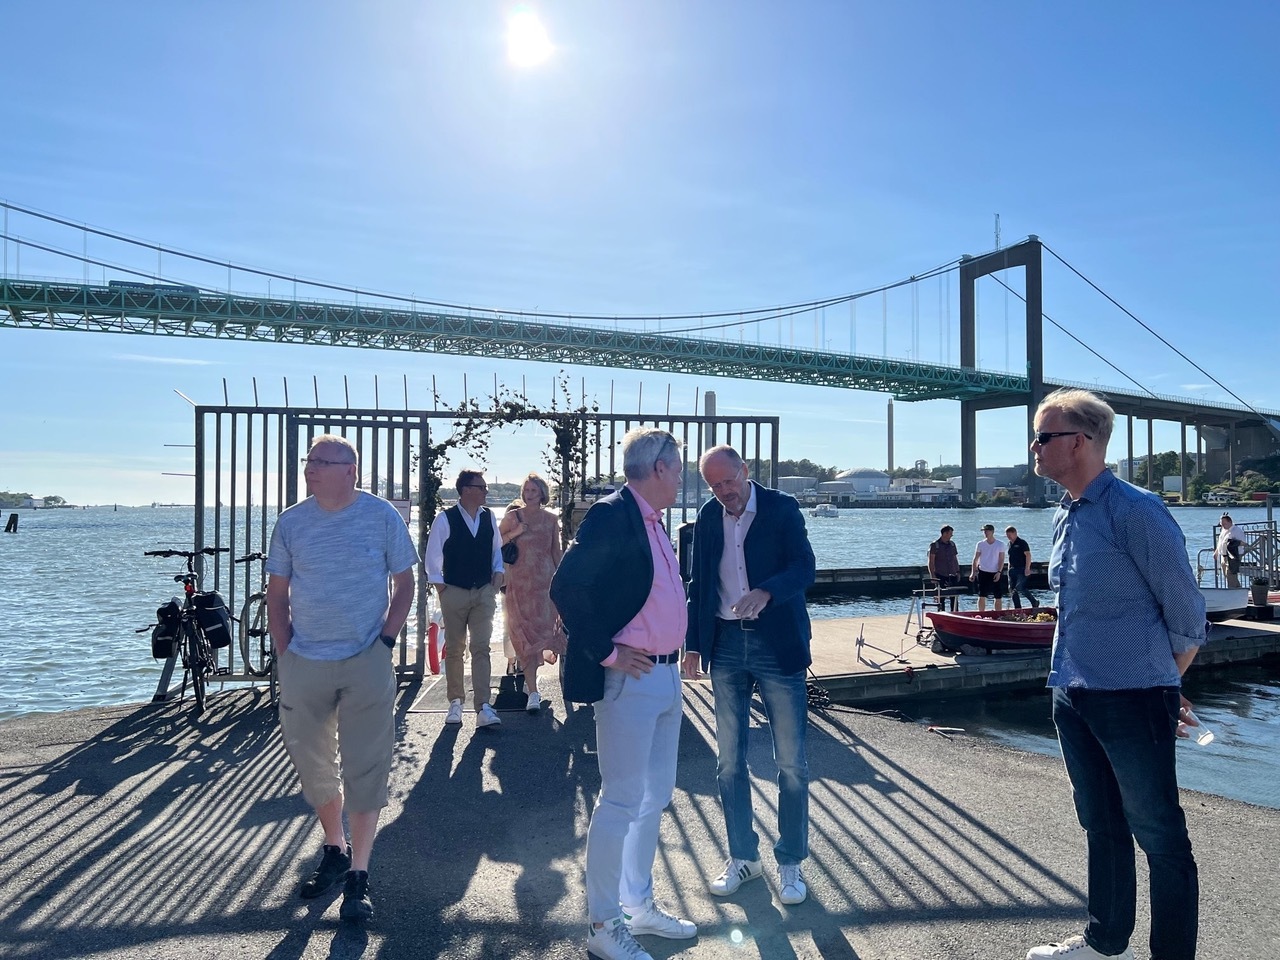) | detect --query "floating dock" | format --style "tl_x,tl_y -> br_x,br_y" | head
805,613 -> 1280,704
